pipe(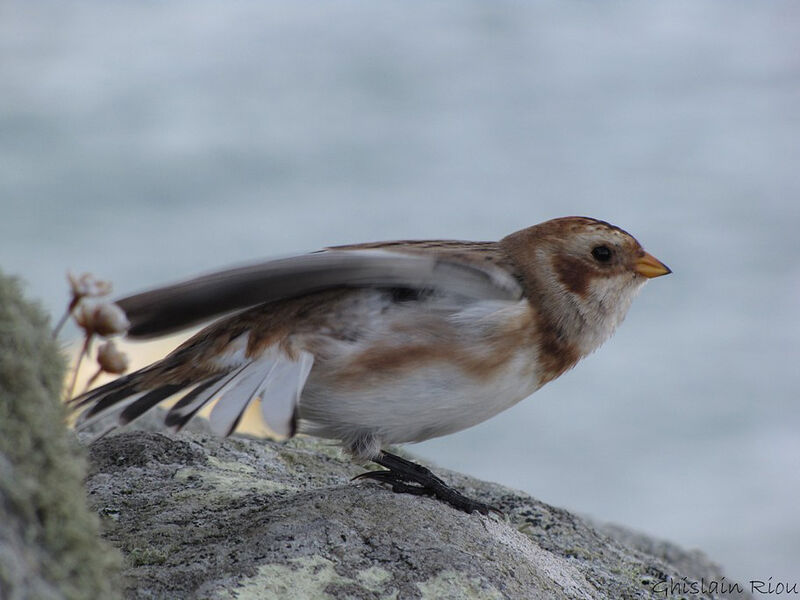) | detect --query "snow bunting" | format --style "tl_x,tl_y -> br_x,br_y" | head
72,216 -> 670,513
